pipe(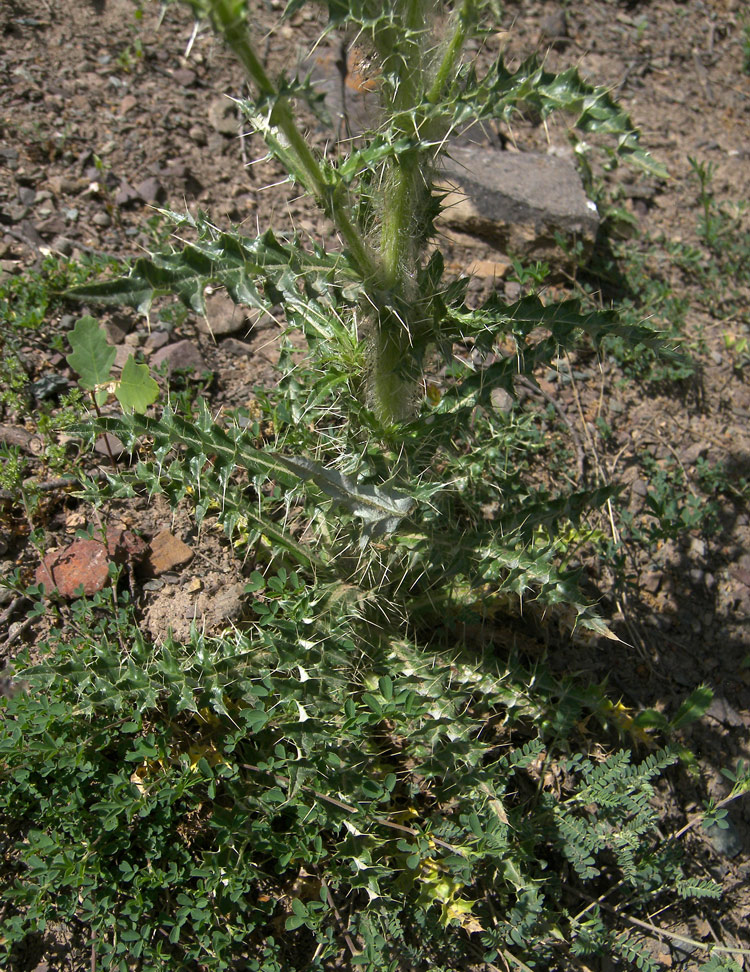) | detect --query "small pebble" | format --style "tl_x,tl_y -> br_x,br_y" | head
689,537 -> 706,560
704,817 -> 744,859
